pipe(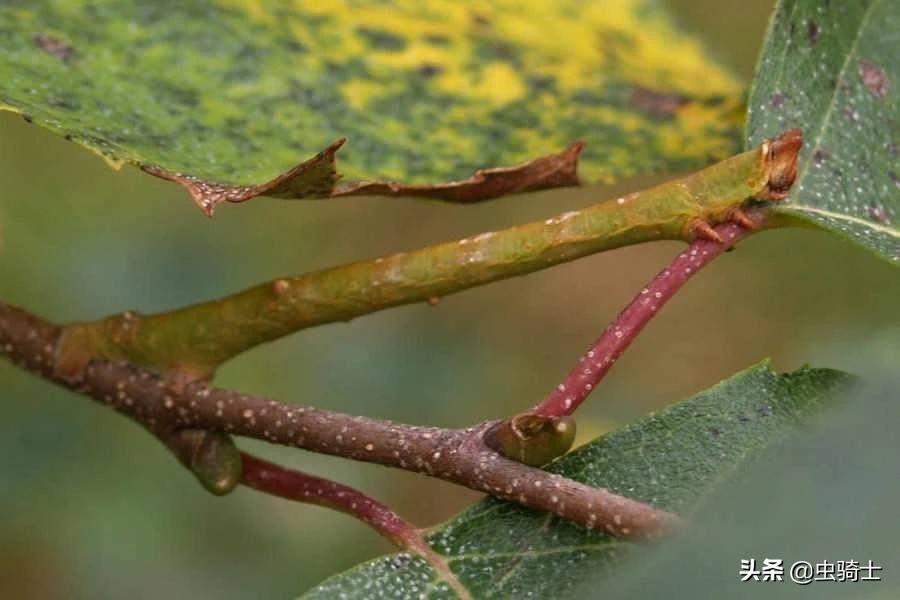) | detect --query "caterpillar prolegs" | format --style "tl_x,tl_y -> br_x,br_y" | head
609,128 -> 802,244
